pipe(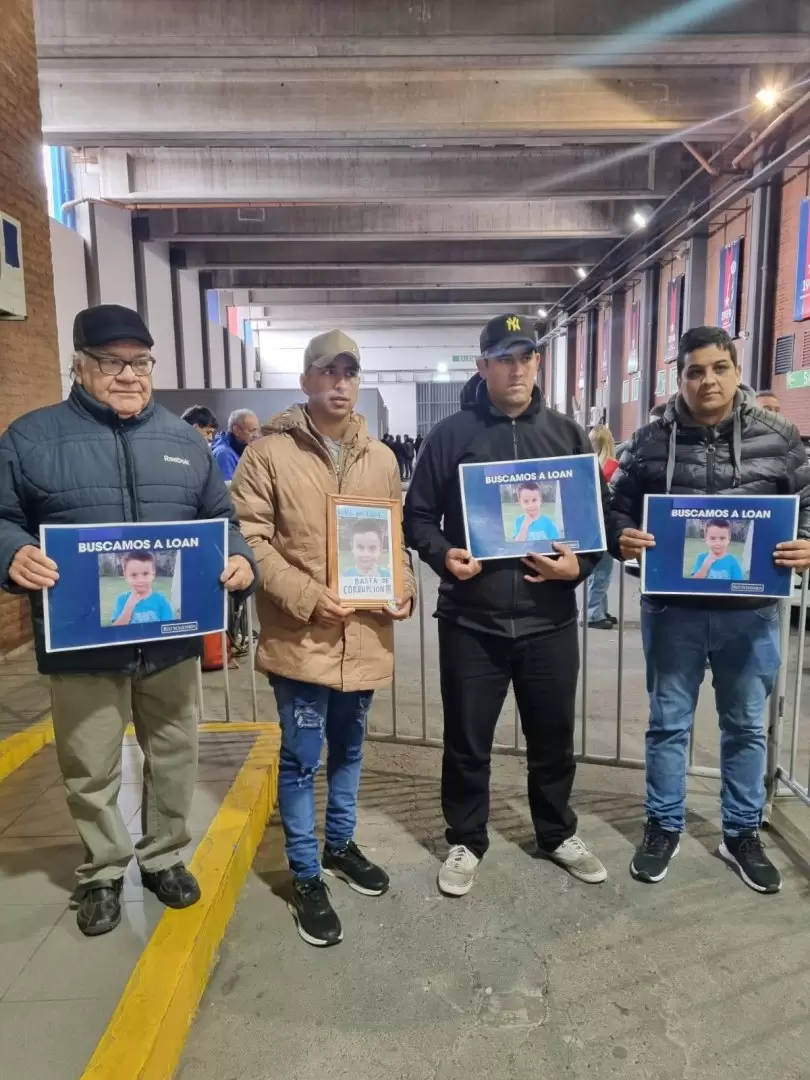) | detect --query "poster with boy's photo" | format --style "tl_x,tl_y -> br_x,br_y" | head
41,519 -> 228,652
459,454 -> 606,561
327,496 -> 403,608
641,494 -> 799,598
